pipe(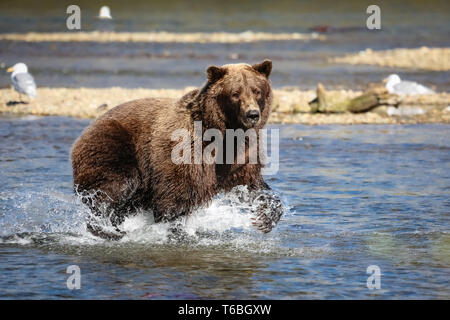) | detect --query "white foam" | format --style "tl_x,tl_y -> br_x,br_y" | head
1,185 -> 289,255
0,234 -> 34,245
118,185 -> 268,243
